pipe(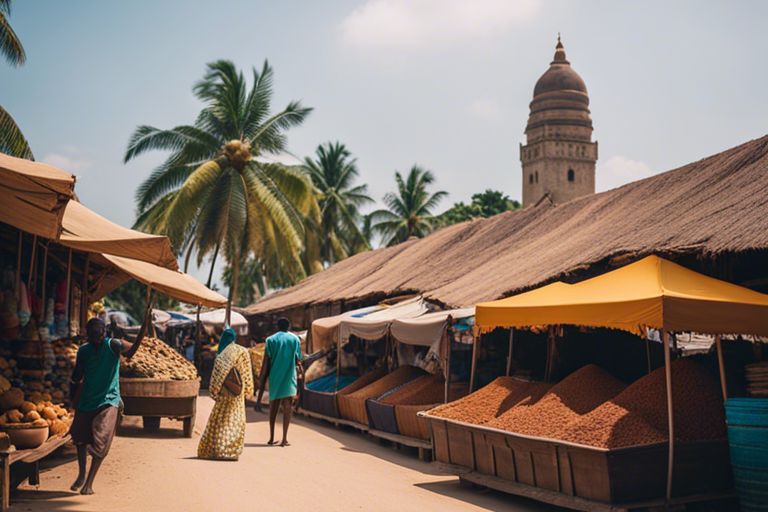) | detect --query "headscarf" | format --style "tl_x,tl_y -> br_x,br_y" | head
217,327 -> 237,355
